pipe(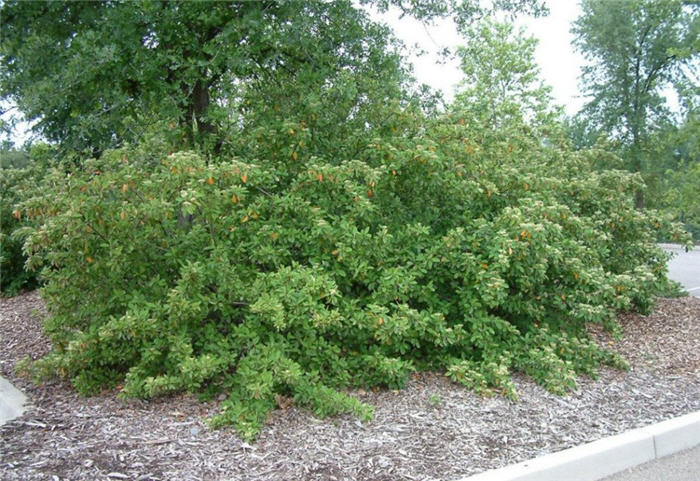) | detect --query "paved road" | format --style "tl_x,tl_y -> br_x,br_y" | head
663,244 -> 700,298
601,444 -> 700,481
